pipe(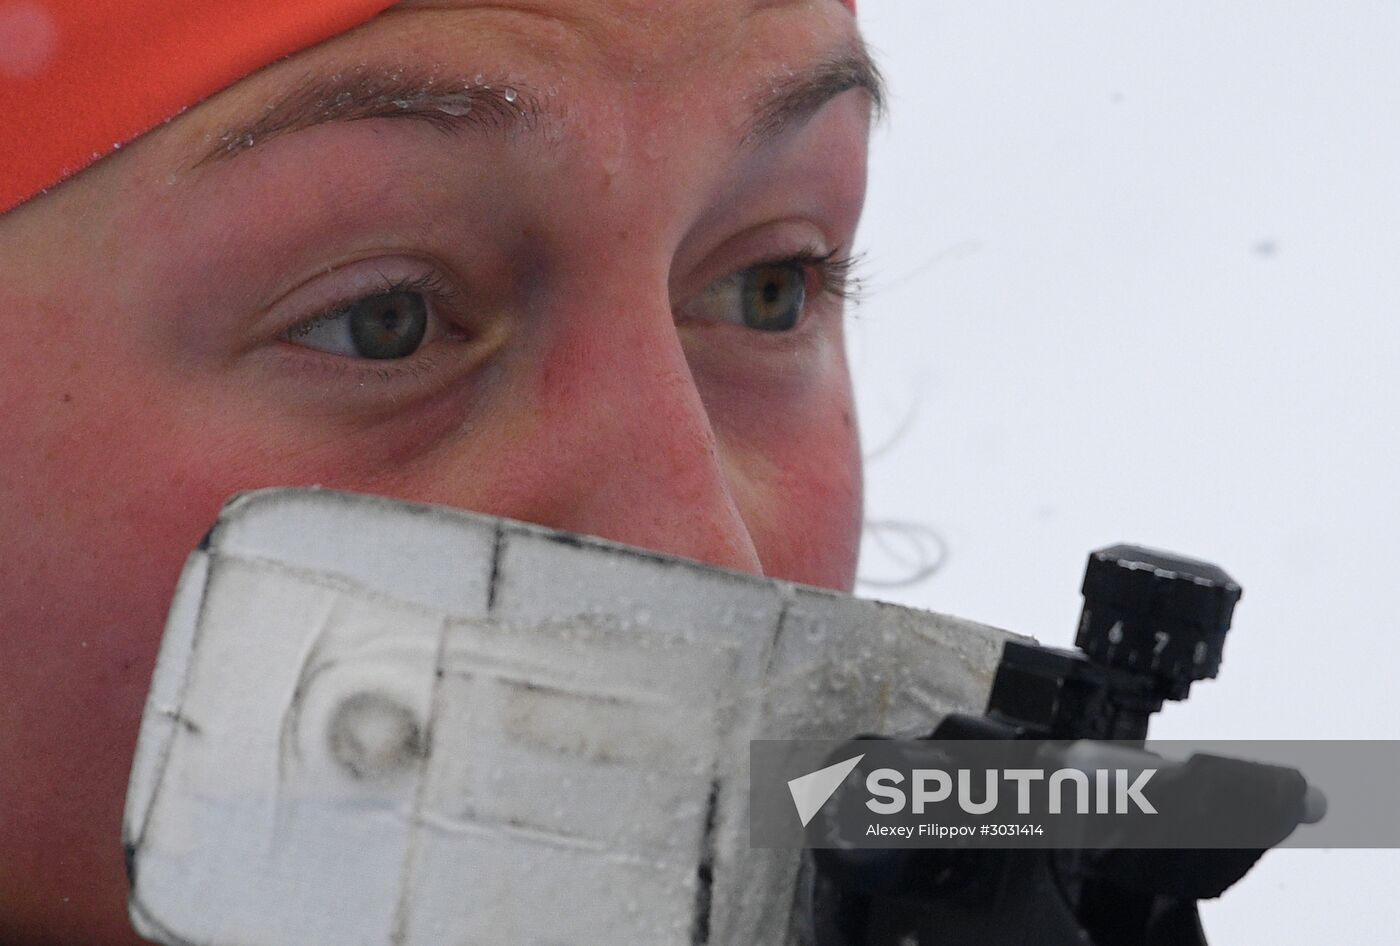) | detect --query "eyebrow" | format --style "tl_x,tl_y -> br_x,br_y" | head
194,71 -> 543,166
743,43 -> 886,147
194,41 -> 885,167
